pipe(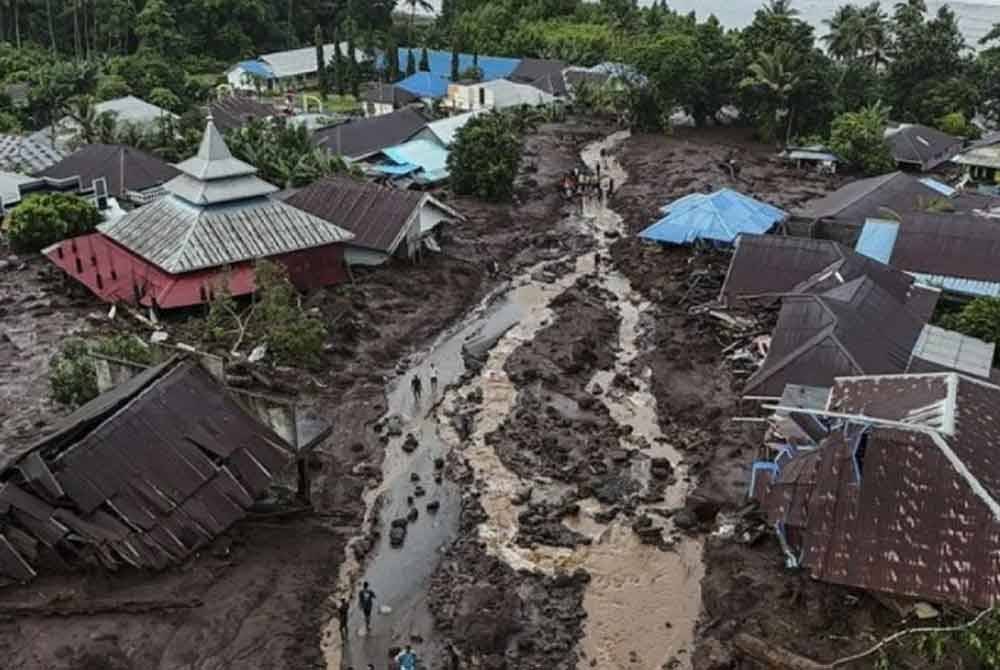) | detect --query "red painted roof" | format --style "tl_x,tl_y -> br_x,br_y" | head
45,233 -> 256,309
